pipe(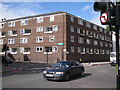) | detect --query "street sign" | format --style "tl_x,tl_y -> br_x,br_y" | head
58,43 -> 63,45
100,12 -> 108,24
